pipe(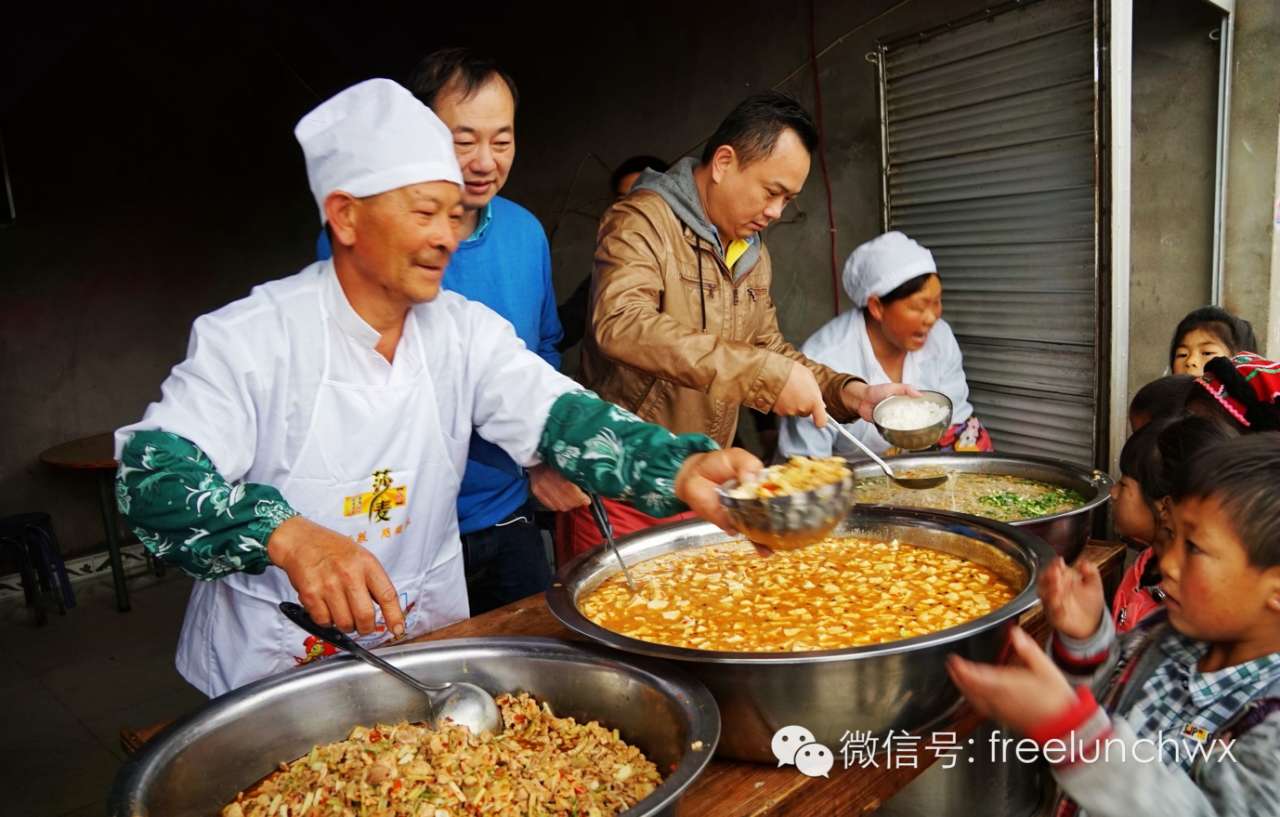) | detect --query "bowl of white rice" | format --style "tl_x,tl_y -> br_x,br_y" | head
871,390 -> 953,451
